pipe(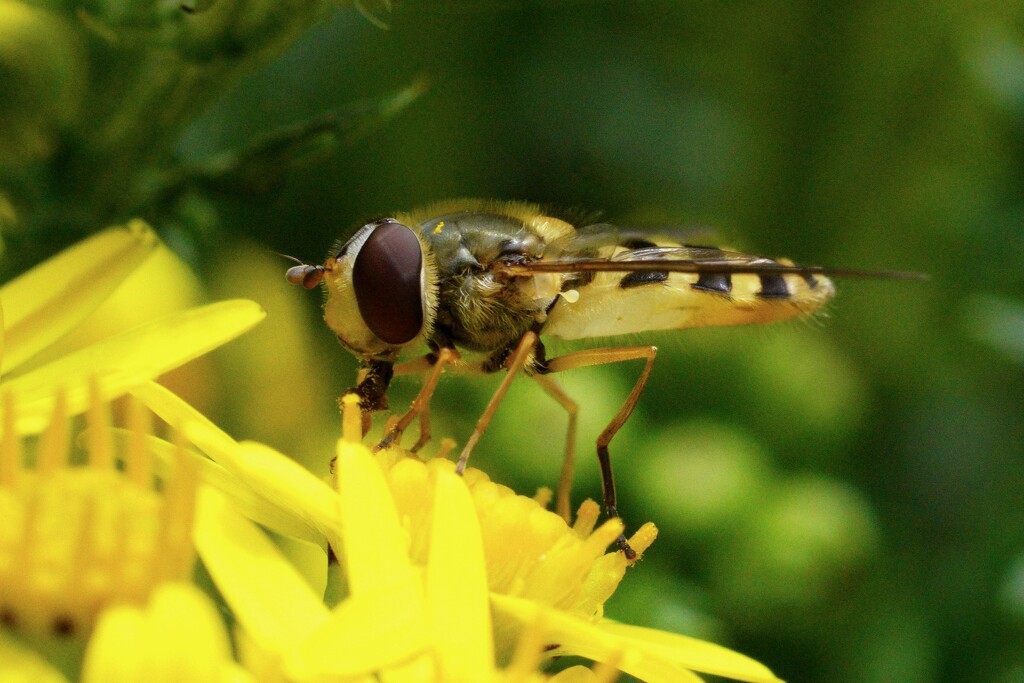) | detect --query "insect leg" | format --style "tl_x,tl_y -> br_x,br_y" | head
345,359 -> 394,436
455,331 -> 539,474
532,373 -> 578,524
390,354 -> 446,452
542,345 -> 658,561
409,405 -> 432,453
391,355 -> 436,376
375,348 -> 456,452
